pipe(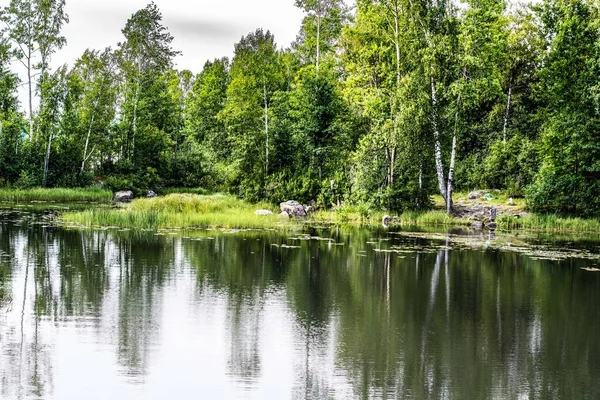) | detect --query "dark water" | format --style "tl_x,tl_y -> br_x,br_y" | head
1,210 -> 600,399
